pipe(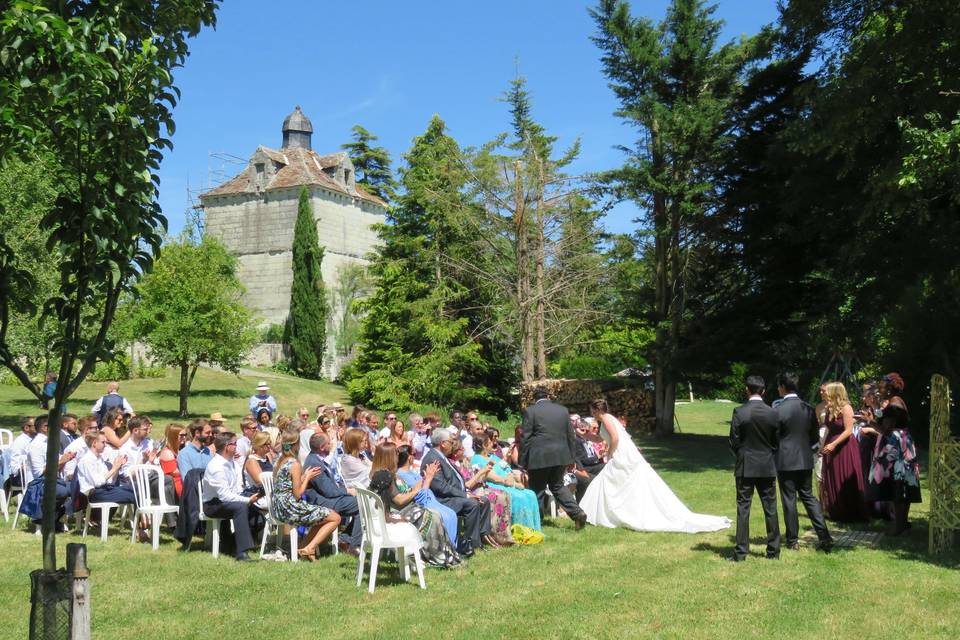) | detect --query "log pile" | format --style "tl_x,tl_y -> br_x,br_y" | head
520,377 -> 656,434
